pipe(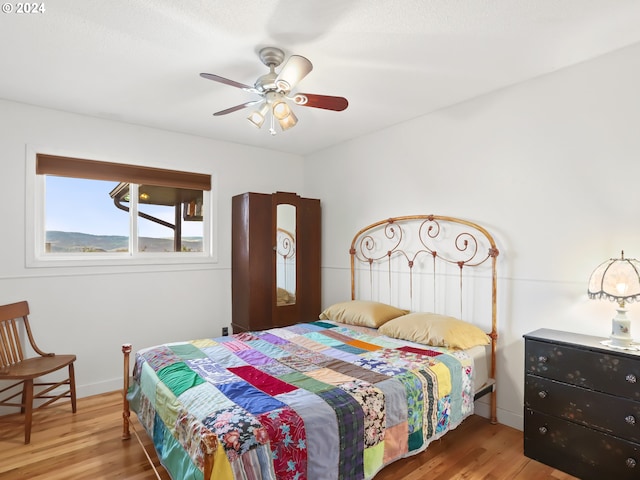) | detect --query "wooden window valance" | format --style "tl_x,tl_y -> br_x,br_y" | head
36,154 -> 211,191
